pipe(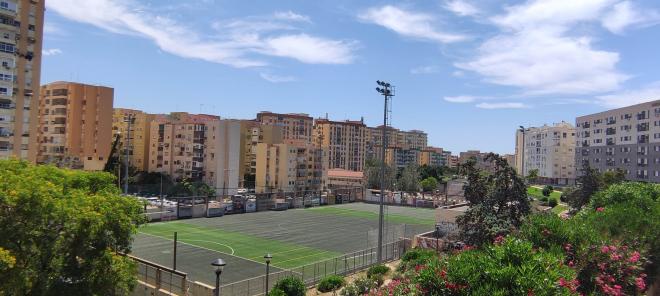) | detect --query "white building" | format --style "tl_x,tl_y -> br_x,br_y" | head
516,122 -> 576,185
